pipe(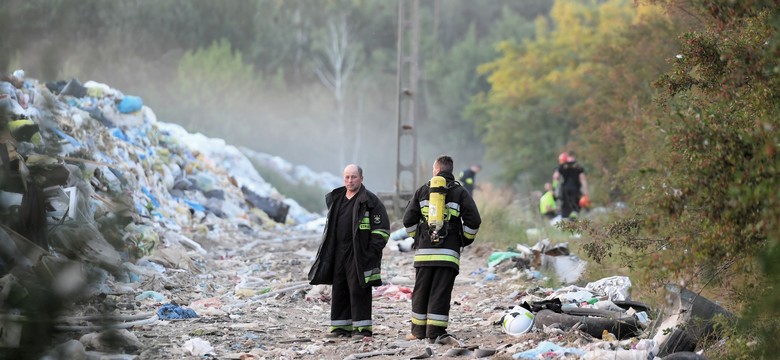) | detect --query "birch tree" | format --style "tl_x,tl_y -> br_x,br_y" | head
313,13 -> 360,166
